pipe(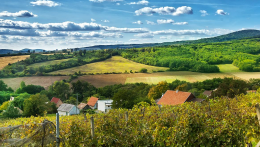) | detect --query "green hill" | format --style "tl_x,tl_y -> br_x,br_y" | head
159,29 -> 260,46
